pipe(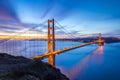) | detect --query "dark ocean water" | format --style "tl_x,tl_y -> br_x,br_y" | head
0,41 -> 120,80
56,42 -> 120,80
